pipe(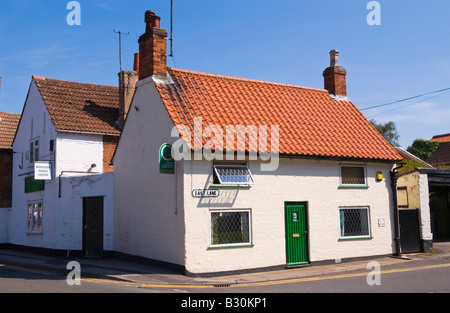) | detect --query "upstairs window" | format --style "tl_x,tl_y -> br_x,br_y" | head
213,164 -> 255,186
29,138 -> 40,164
340,165 -> 366,187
